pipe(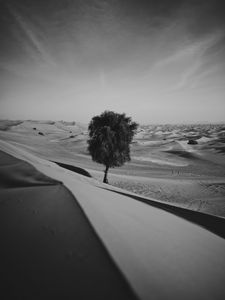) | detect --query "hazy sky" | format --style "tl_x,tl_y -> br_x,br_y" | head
0,0 -> 225,124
